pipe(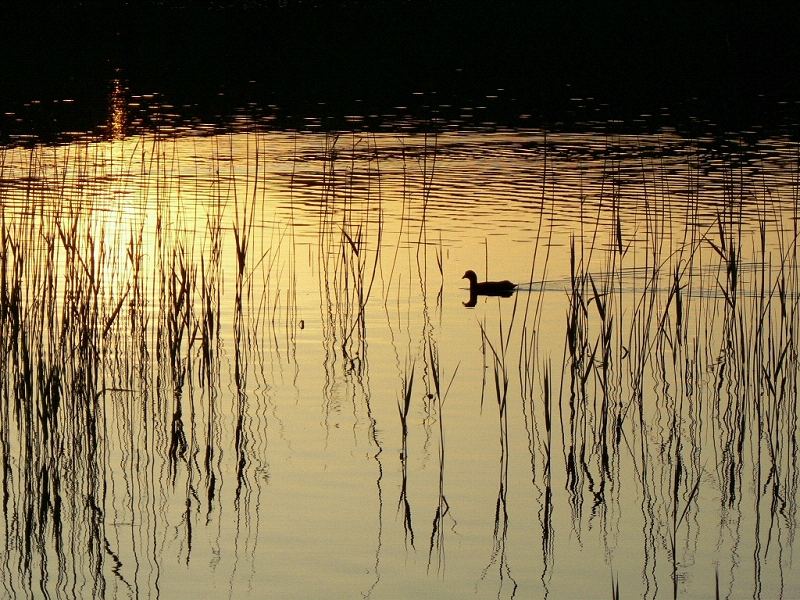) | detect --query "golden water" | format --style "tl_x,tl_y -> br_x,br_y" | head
0,126 -> 798,598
